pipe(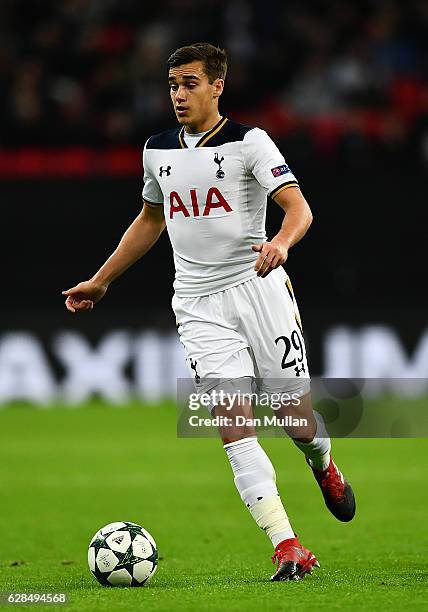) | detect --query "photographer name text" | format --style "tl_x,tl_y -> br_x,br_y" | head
188,415 -> 308,428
